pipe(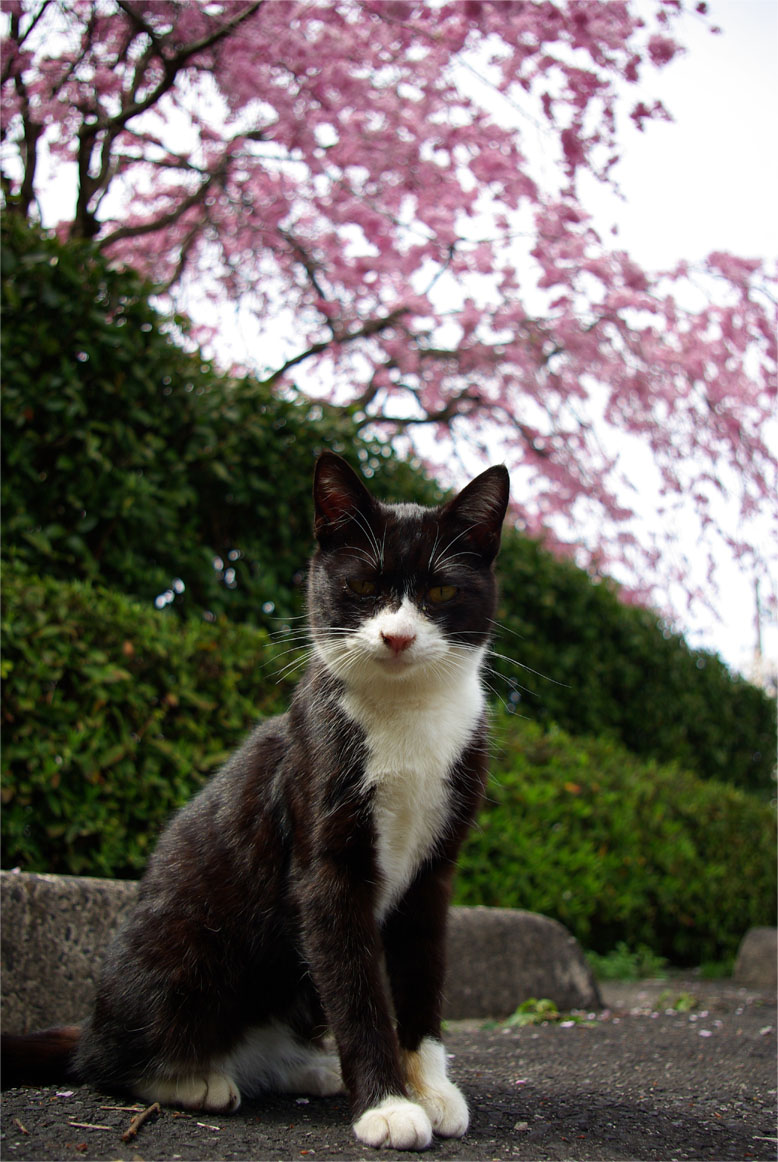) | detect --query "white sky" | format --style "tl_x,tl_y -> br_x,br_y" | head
604,0 -> 778,270
593,0 -> 777,677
